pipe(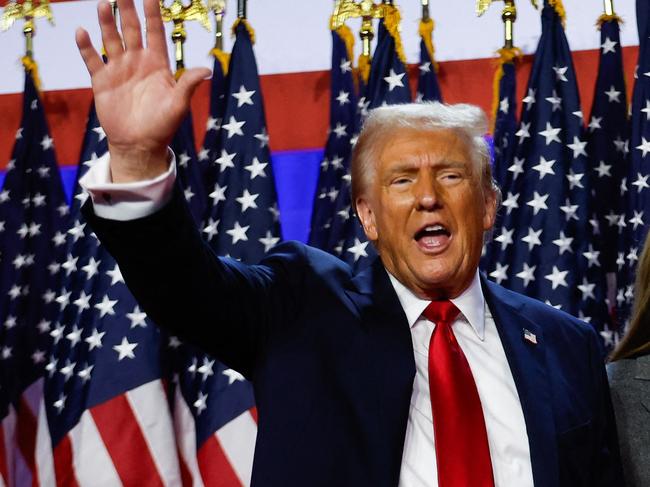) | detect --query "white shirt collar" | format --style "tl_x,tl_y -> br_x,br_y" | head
387,270 -> 486,340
